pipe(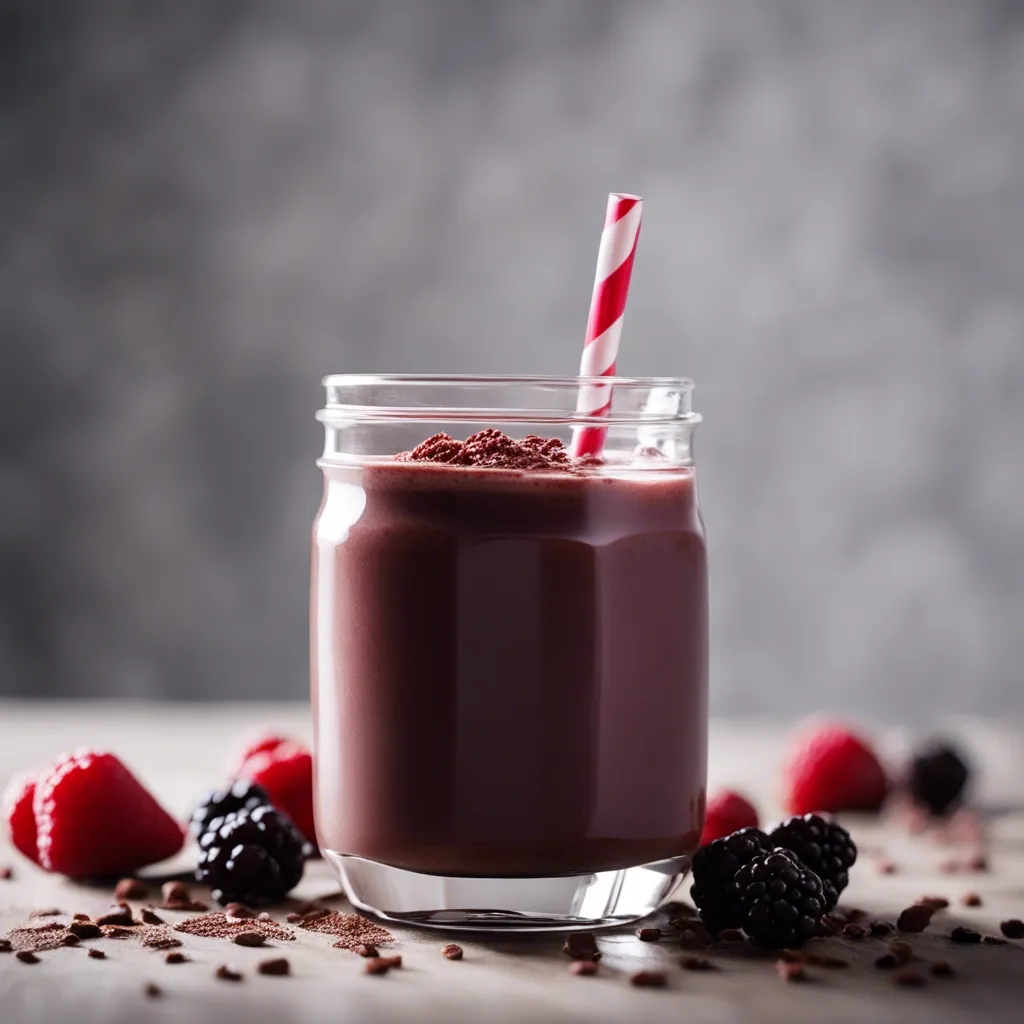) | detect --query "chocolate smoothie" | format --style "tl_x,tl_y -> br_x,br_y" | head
312,431 -> 707,878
